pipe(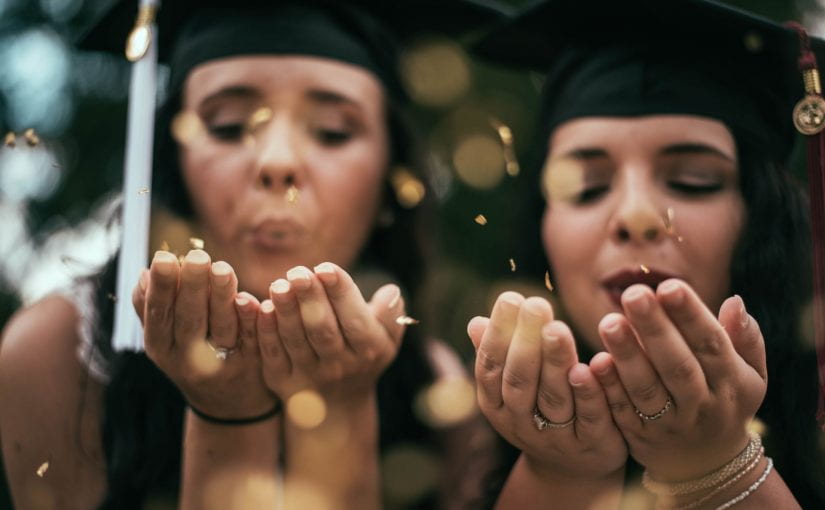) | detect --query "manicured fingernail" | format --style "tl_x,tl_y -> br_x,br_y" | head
313,262 -> 335,274
271,279 -> 289,294
235,294 -> 249,307
287,266 -> 312,282
387,285 -> 401,309
735,295 -> 749,329
211,261 -> 232,284
602,315 -> 622,337
152,251 -> 176,275
138,270 -> 148,292
658,279 -> 683,305
623,286 -> 650,313
185,249 -> 209,265
260,300 -> 275,313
